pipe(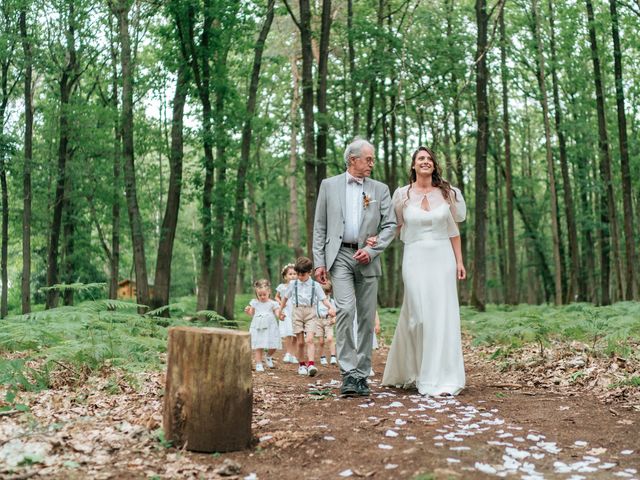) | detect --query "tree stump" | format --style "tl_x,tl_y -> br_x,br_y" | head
163,326 -> 252,452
